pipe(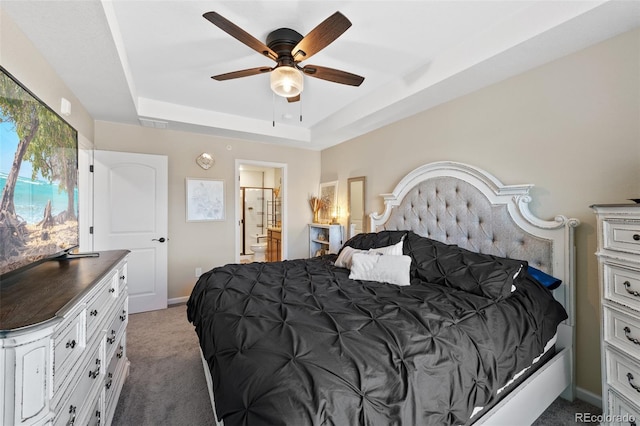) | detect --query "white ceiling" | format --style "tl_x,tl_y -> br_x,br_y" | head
3,1 -> 639,150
